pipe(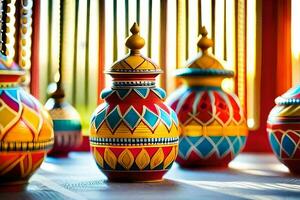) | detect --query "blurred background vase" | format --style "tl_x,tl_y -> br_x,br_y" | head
0,53 -> 54,188
90,23 -> 179,182
267,85 -> 300,173
45,84 -> 82,157
166,27 -> 248,168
